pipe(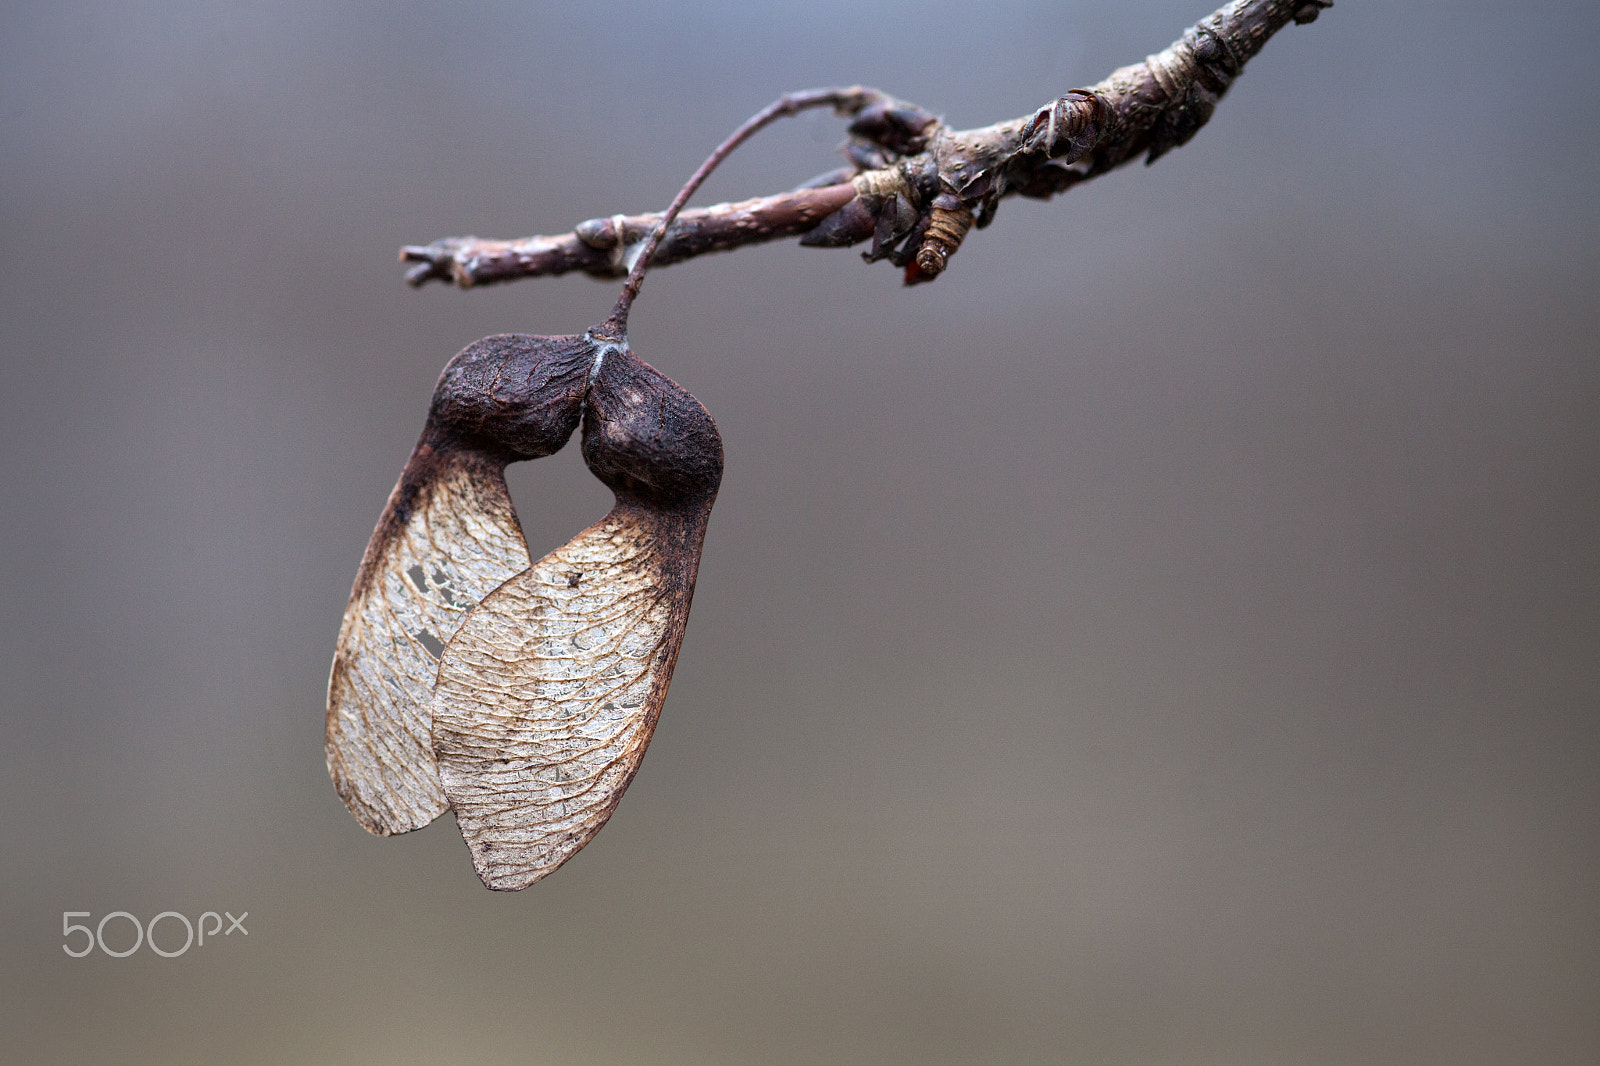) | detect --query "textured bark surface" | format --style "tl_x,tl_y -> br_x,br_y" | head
399,0 -> 1332,288
432,346 -> 723,889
